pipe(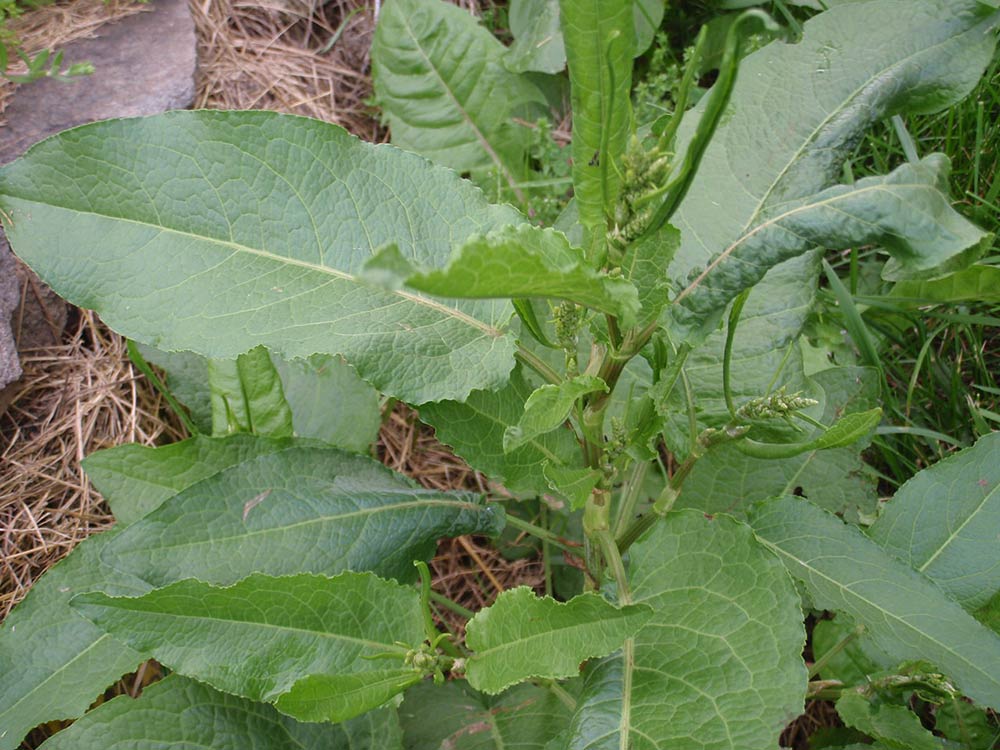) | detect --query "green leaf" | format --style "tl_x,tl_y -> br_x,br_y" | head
560,0 -> 634,254
99,444 -> 504,587
543,463 -> 603,510
276,670 -> 424,724
372,0 -> 545,179
363,225 -> 640,324
976,590 -> 1000,634
420,366 -> 584,496
680,366 -> 881,519
72,572 -> 424,721
506,0 -> 565,74
621,222 -> 681,327
83,434 -> 296,526
271,353 -> 381,453
136,348 -> 382,452
835,692 -> 943,750
0,533 -> 149,750
934,696 -> 999,750
135,343 -> 213,432
465,587 -> 652,693
890,265 -> 1000,304
0,110 -> 524,404
399,680 -> 575,750
504,375 -> 606,453
674,155 -> 992,338
868,432 -> 1000,611
208,345 -> 294,438
505,0 -> 664,74
36,674 -> 403,750
563,512 -> 807,749
669,0 -> 1000,338
749,496 -> 1000,707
